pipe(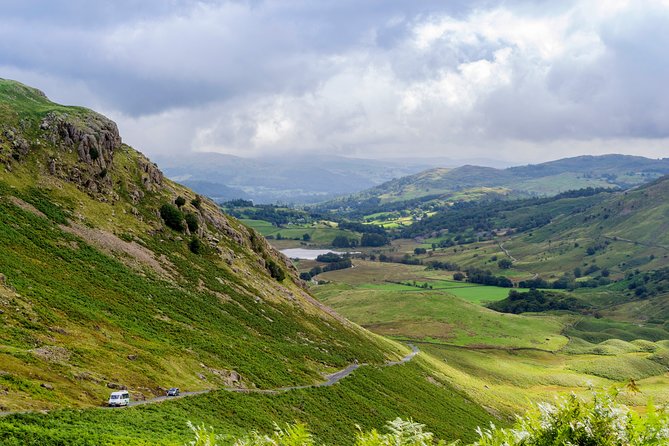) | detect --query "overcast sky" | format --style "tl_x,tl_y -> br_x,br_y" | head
2,0 -> 669,163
